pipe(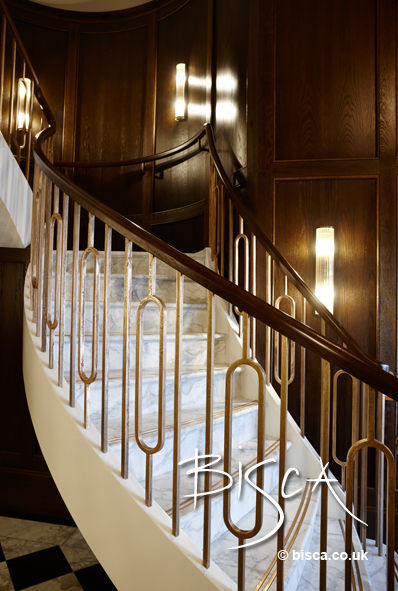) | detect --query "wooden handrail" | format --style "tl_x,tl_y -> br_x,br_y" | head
4,0 -> 393,399
54,118 -> 373,365
54,128 -> 206,169
202,123 -> 376,364
33,135 -> 398,399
